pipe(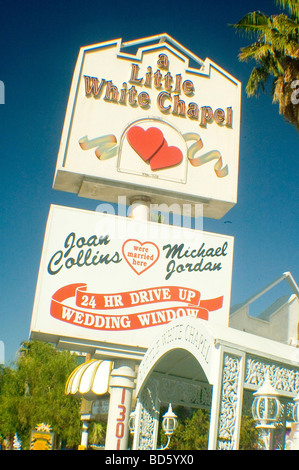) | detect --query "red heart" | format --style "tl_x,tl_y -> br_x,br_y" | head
122,239 -> 160,275
149,140 -> 183,170
127,126 -> 164,162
